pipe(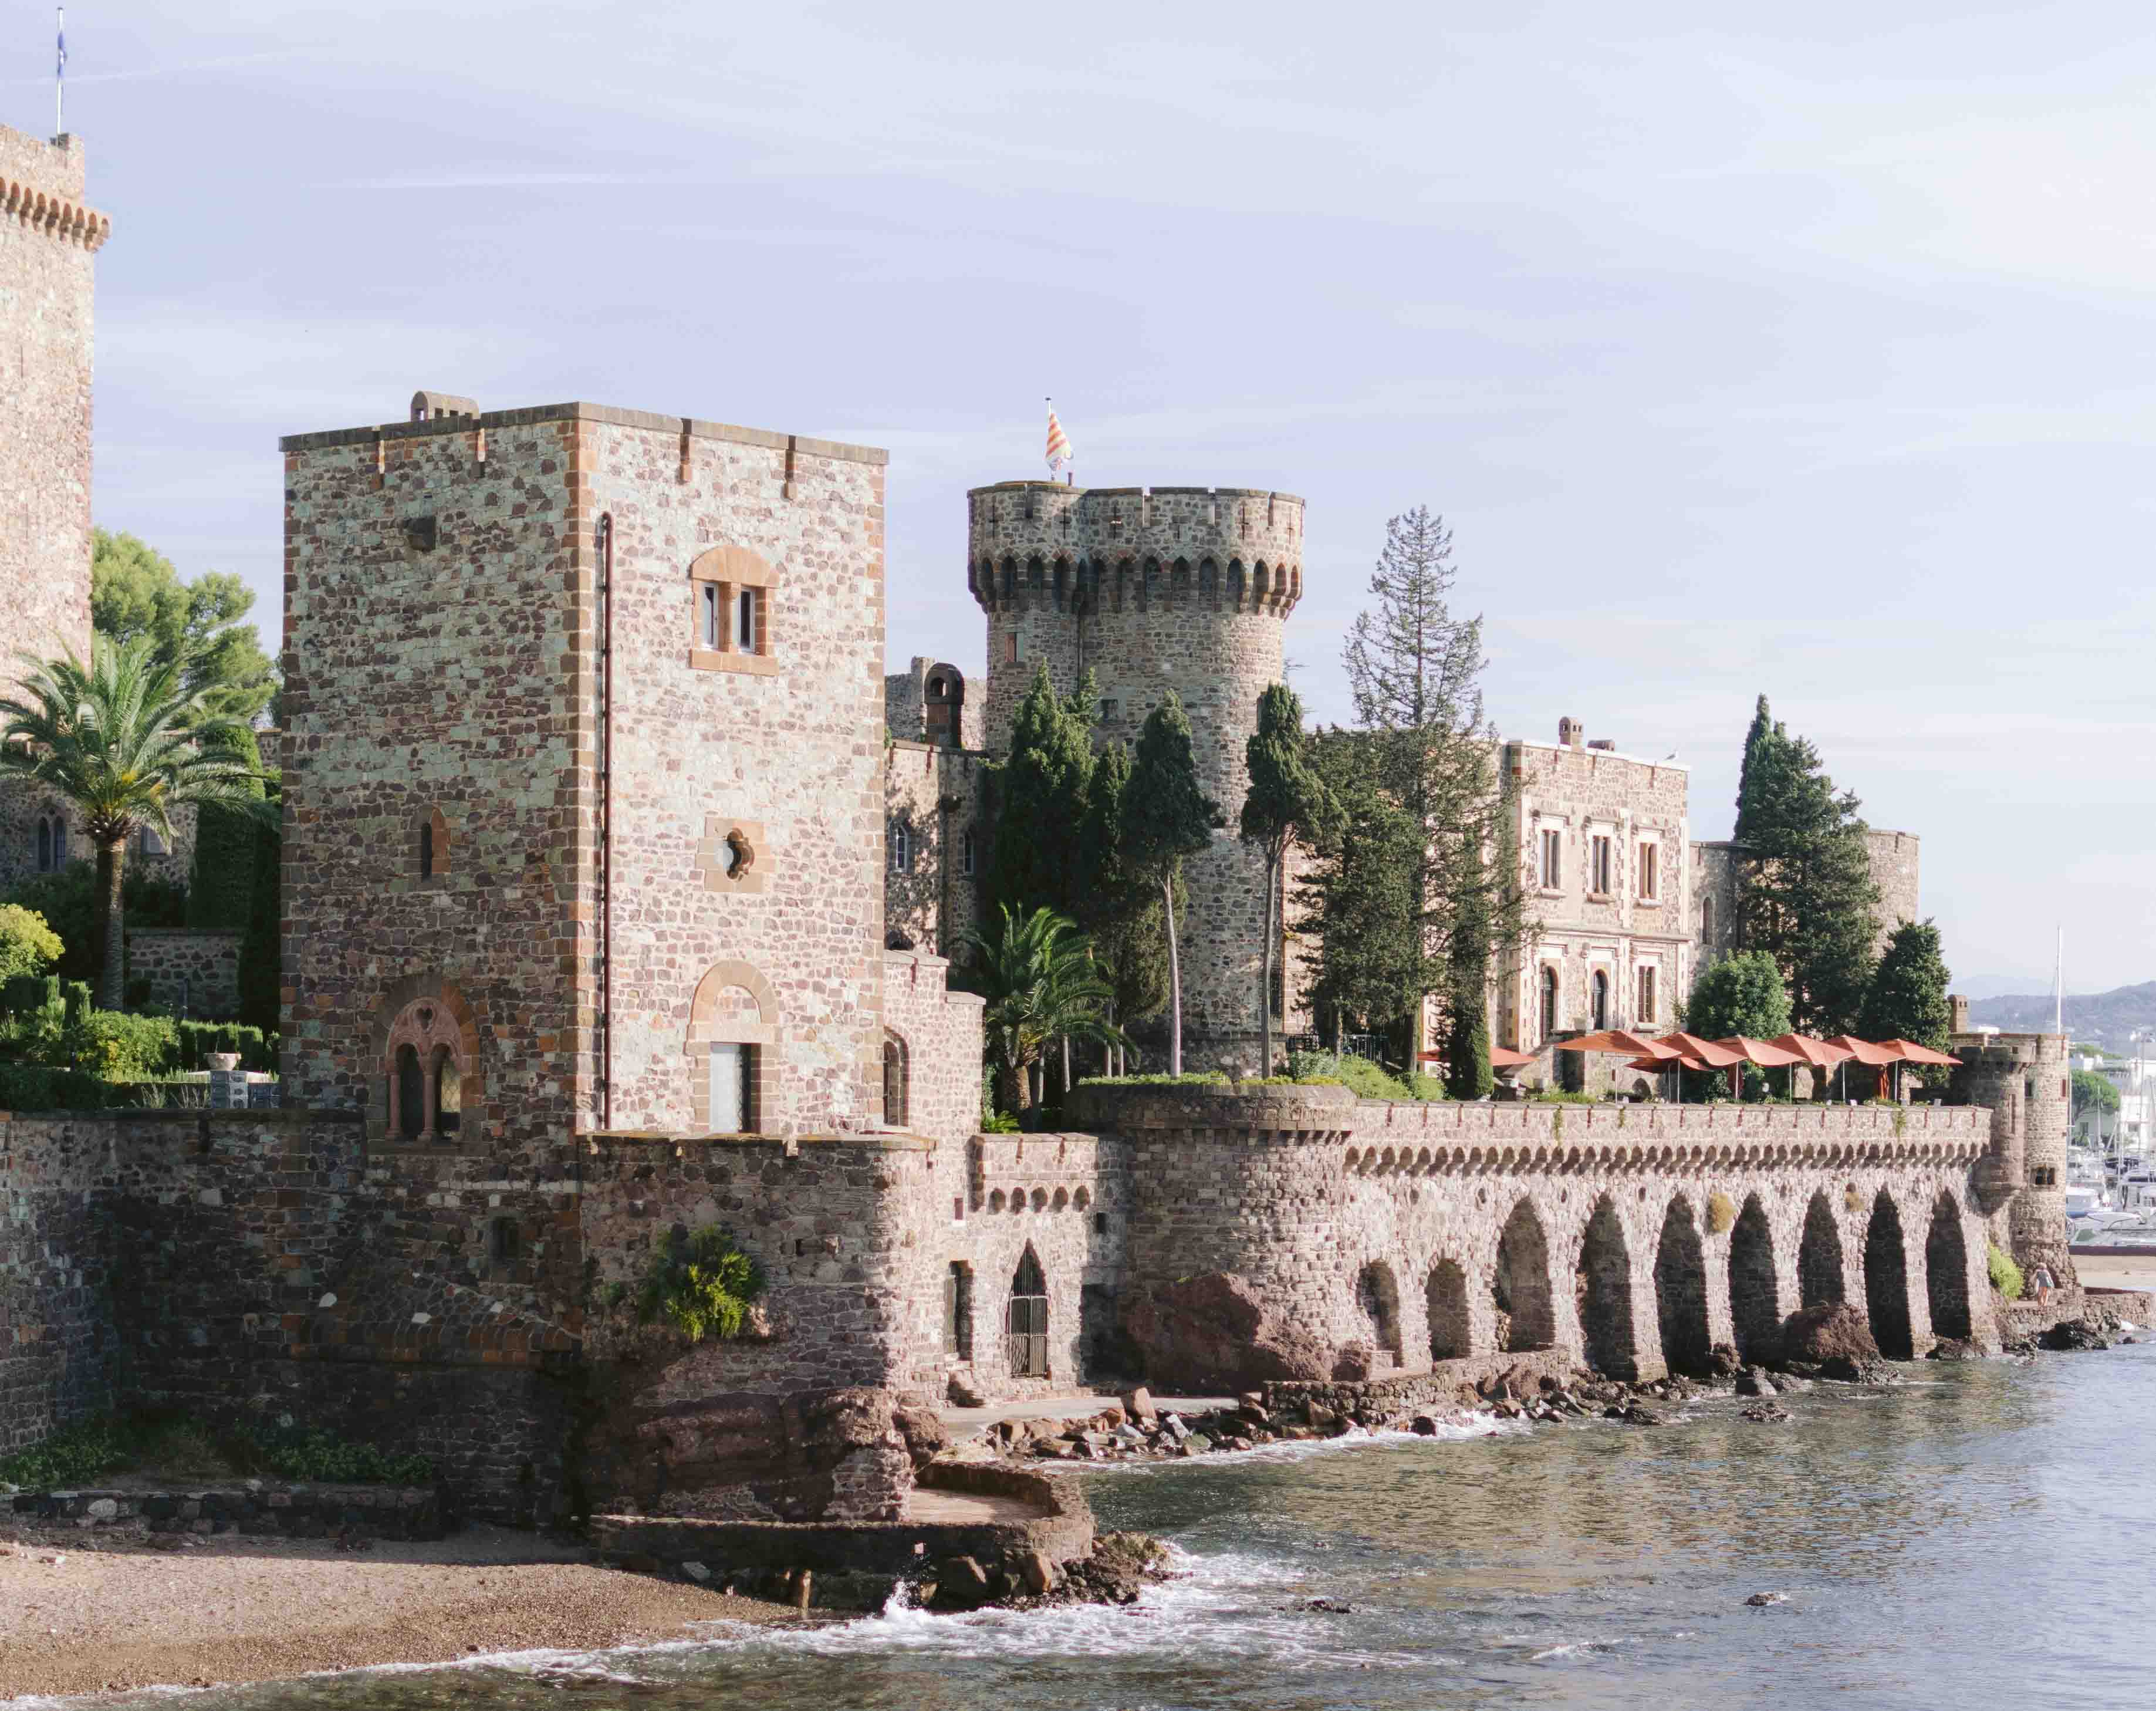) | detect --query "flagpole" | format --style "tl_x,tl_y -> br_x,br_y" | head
55,8 -> 65,137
